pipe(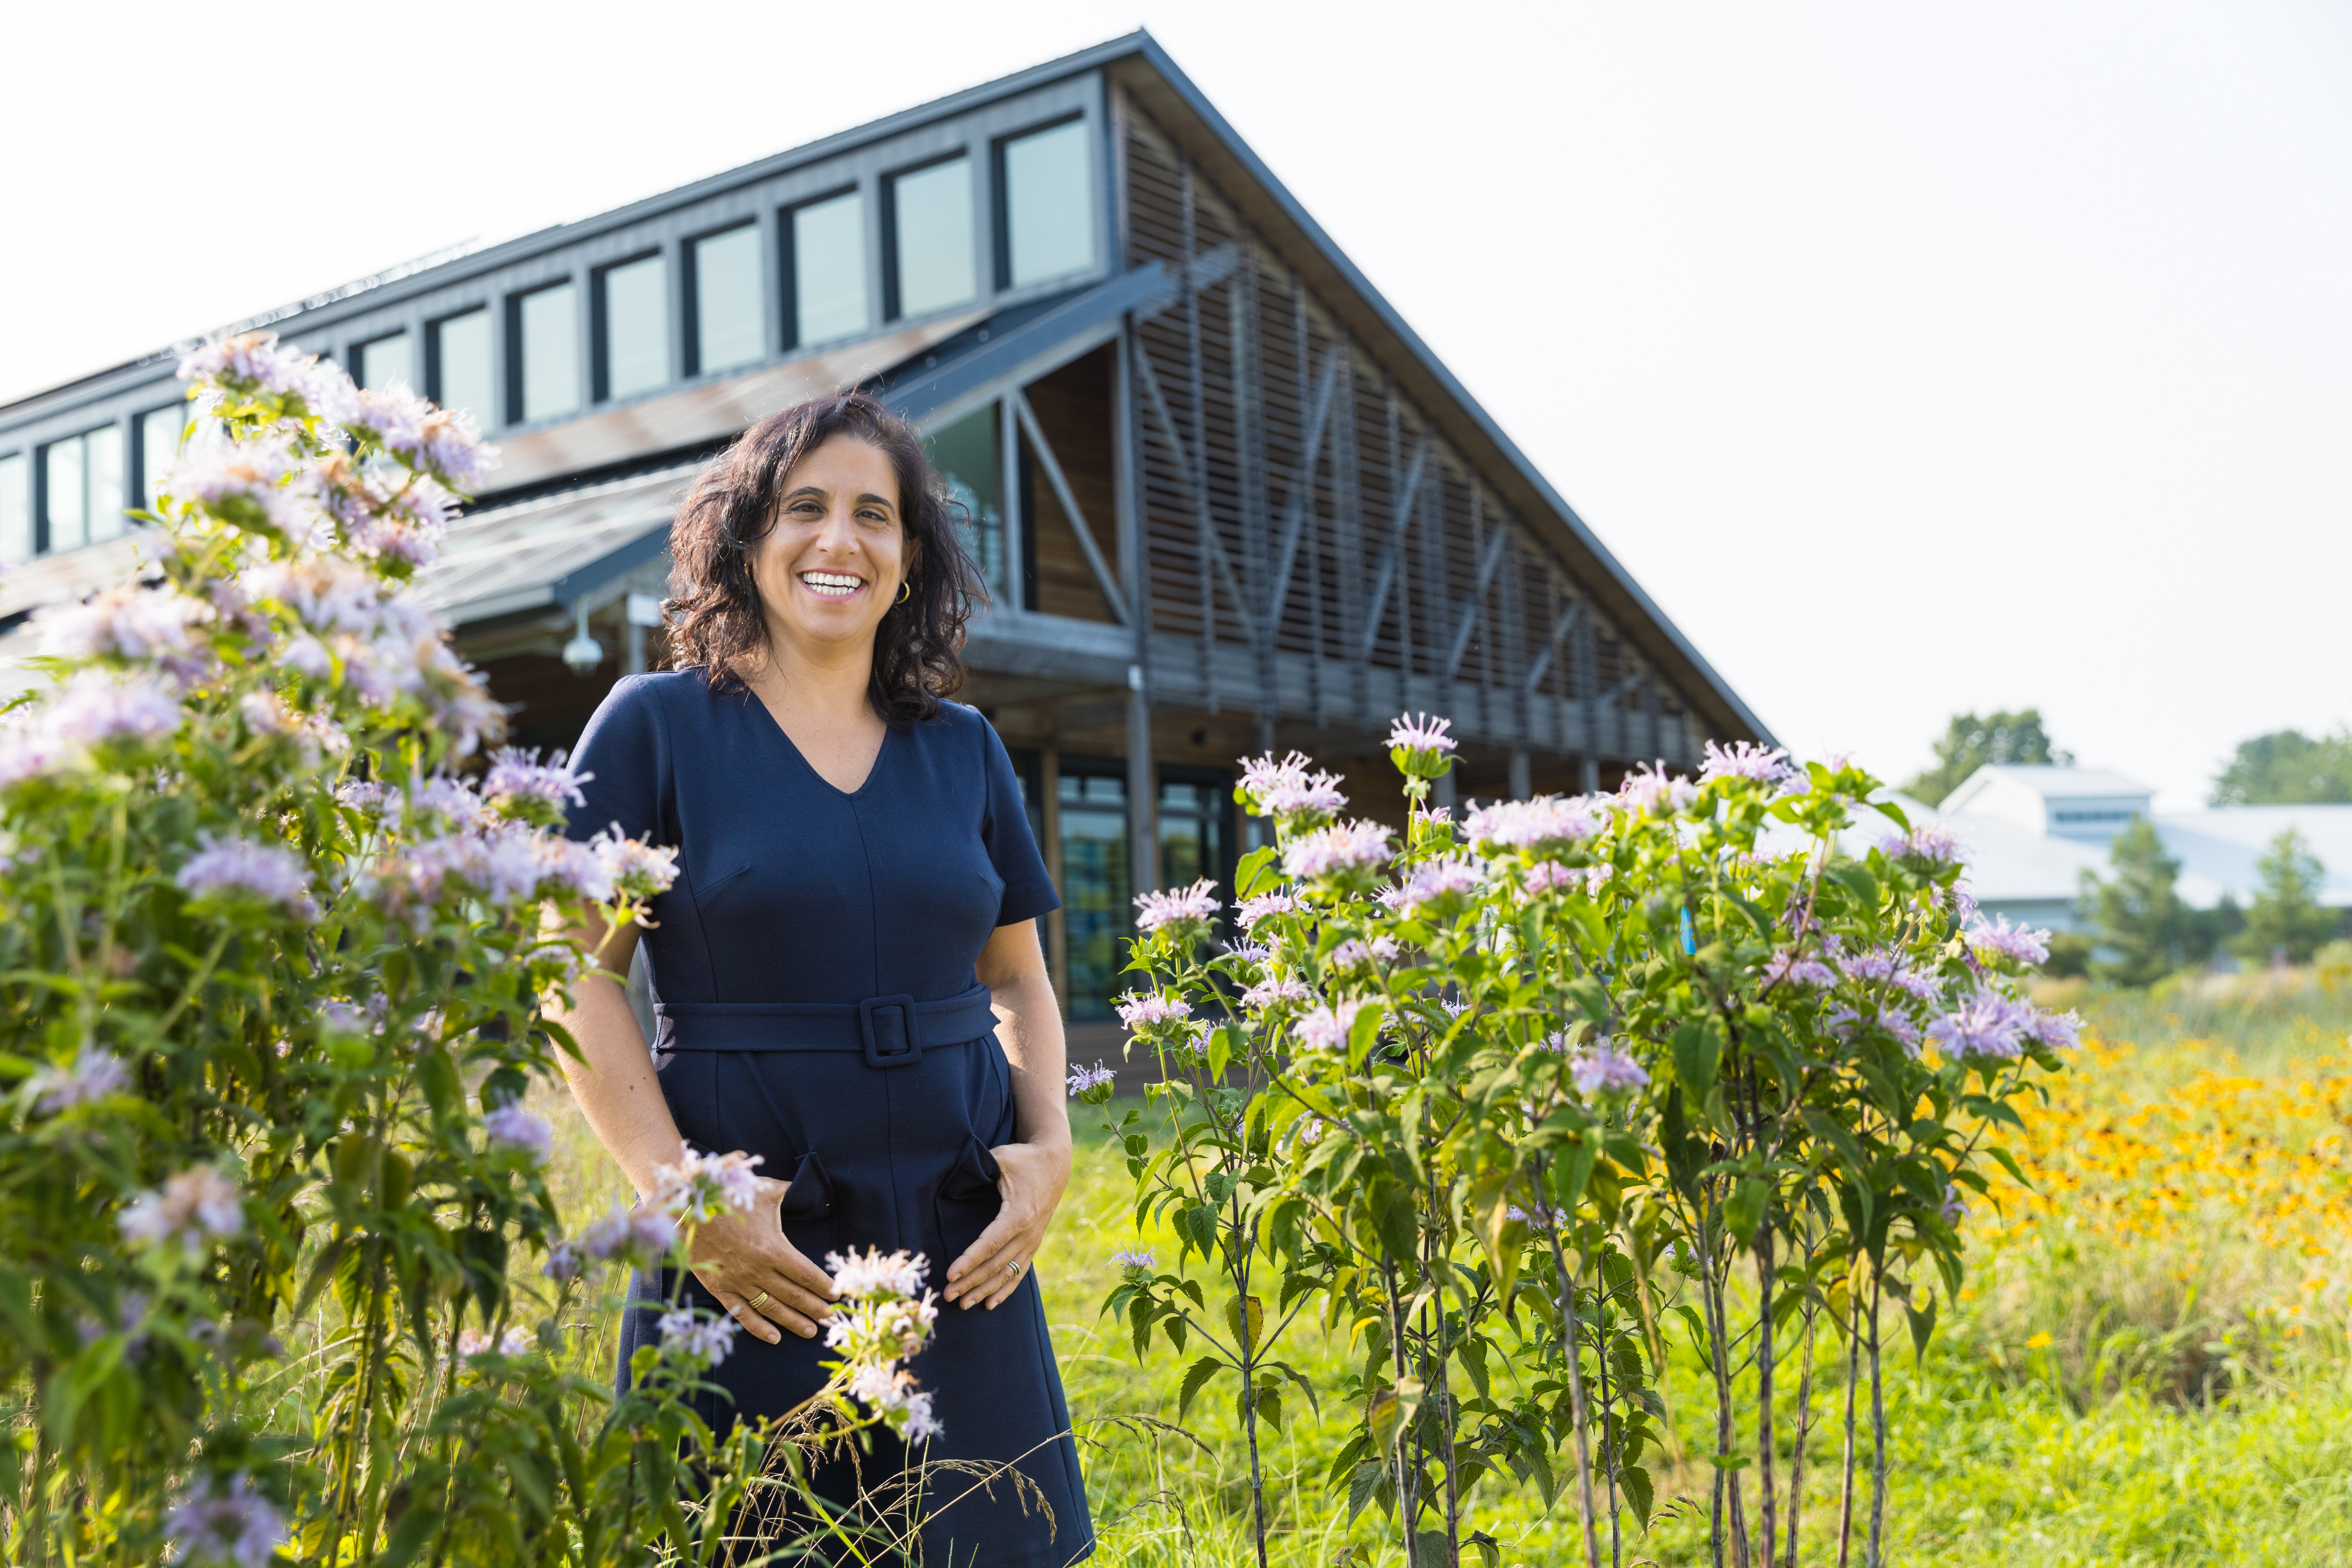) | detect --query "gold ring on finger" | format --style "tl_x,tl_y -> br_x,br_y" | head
746,1290 -> 772,1310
